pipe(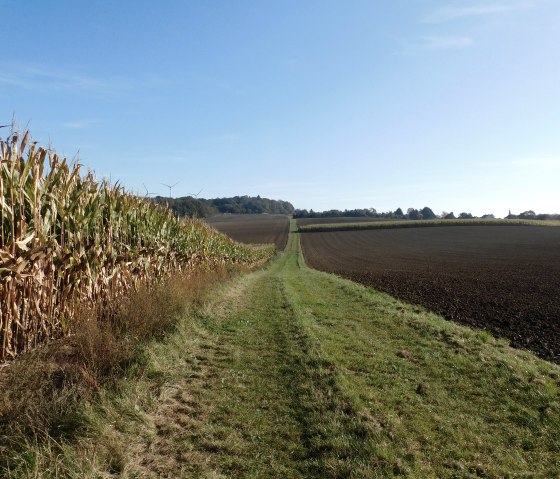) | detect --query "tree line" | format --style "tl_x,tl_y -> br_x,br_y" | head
154,195 -> 558,221
154,195 -> 295,218
294,207 -> 559,220
505,210 -> 560,220
295,206 -> 450,220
